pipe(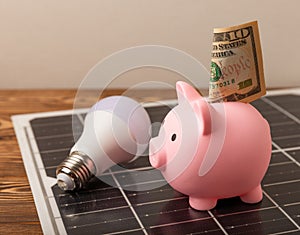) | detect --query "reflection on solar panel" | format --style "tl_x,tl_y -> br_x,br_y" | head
13,94 -> 300,234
